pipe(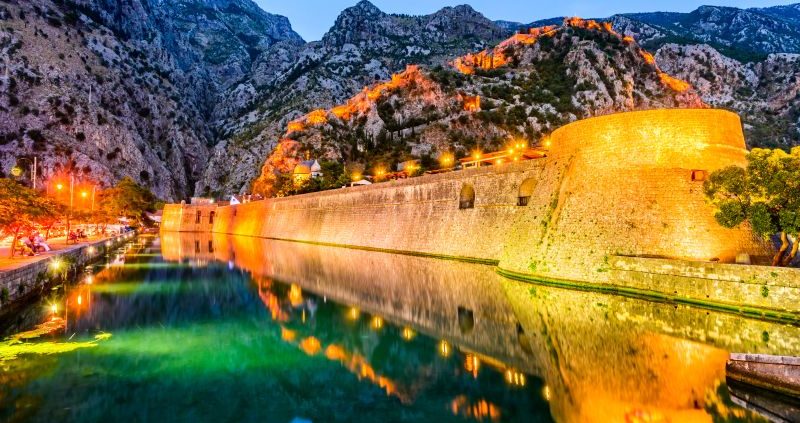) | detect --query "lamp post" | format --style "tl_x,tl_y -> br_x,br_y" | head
57,175 -> 75,234
10,156 -> 37,189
